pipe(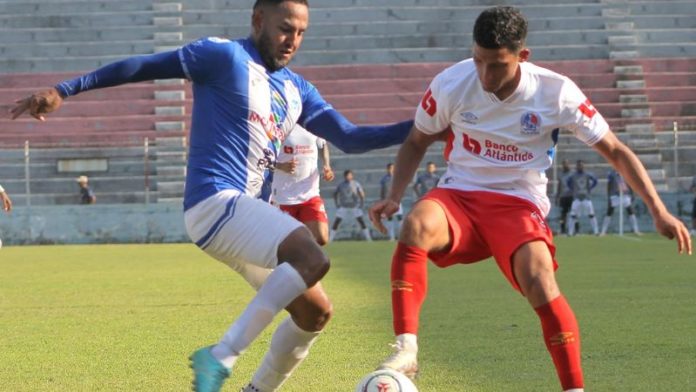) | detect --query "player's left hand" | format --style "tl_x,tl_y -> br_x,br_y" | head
323,166 -> 334,181
369,199 -> 400,234
10,88 -> 63,121
653,210 -> 692,255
